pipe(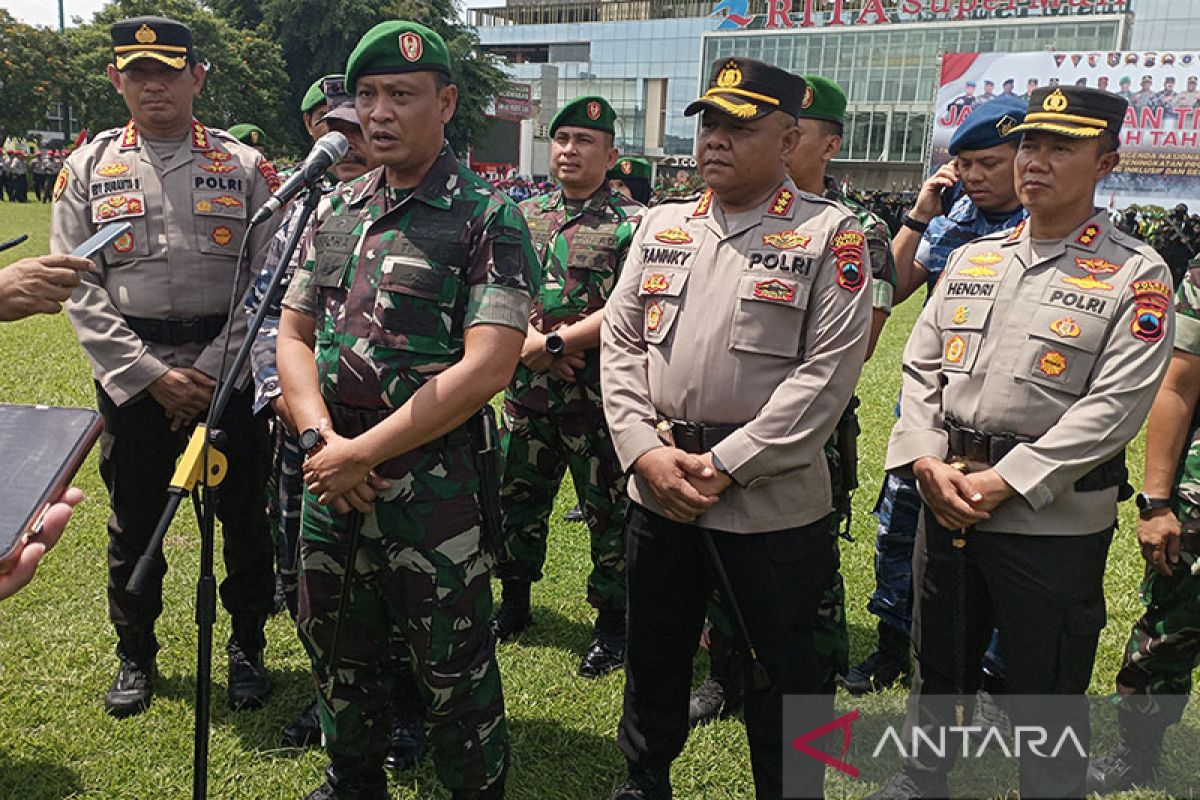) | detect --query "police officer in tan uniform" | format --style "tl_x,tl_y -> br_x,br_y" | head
601,58 -> 871,800
868,86 -> 1175,800
51,16 -> 280,719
